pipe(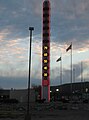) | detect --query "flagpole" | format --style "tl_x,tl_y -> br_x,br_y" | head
56,56 -> 62,91
60,54 -> 62,94
81,61 -> 83,98
71,42 -> 72,100
61,54 -> 62,85
66,43 -> 73,101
